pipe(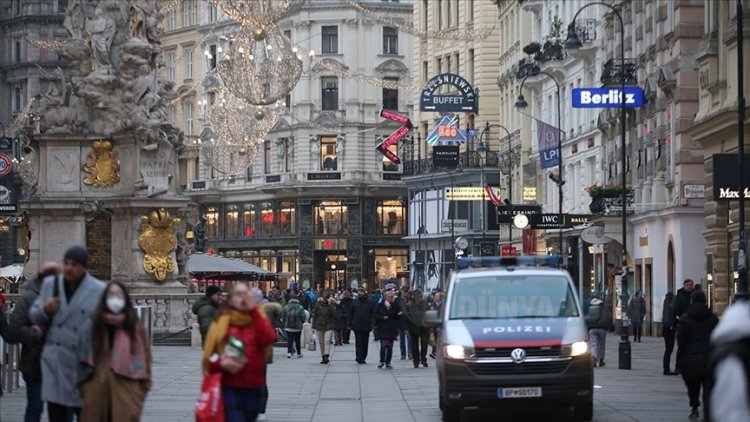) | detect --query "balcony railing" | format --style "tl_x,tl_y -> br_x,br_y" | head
404,151 -> 499,176
589,192 -> 635,216
601,58 -> 638,86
